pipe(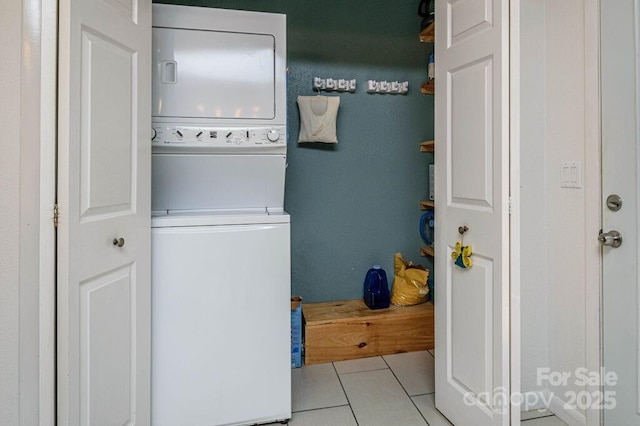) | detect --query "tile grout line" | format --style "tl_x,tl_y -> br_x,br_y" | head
291,403 -> 351,415
381,356 -> 431,426
411,391 -> 436,397
521,413 -> 557,422
408,394 -> 432,426
380,355 -> 420,398
332,362 -> 360,426
336,366 -> 389,376
422,351 -> 457,426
